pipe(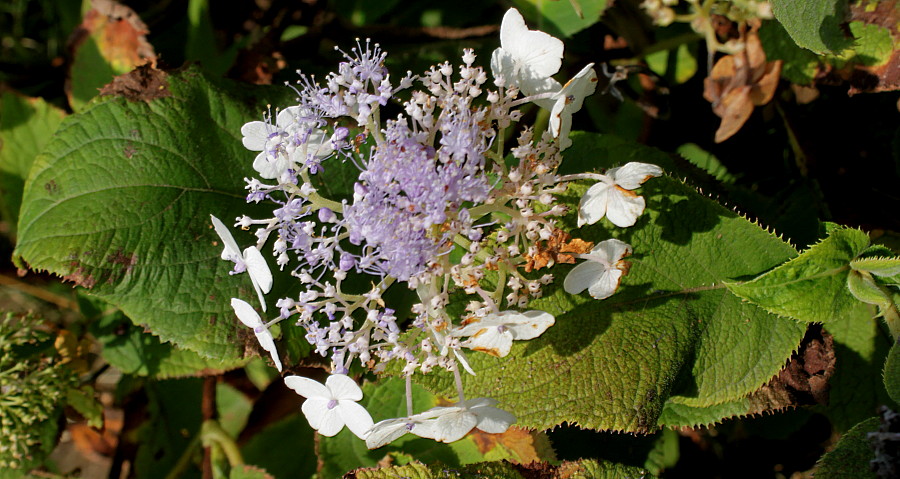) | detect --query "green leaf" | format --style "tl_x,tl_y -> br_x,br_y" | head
66,385 -> 104,429
885,340 -> 900,404
758,20 -> 820,84
675,143 -> 737,184
89,306 -> 247,378
813,416 -> 880,478
726,228 -> 871,323
0,92 -> 66,229
852,256 -> 900,278
822,303 -> 895,432
645,44 -> 698,85
14,66 -> 302,362
135,378 -> 203,479
217,382 -> 252,438
510,0 -> 609,38
847,270 -> 893,307
417,133 -> 805,432
229,465 -> 274,479
240,414 -> 317,479
771,0 -> 853,54
348,459 -> 649,479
